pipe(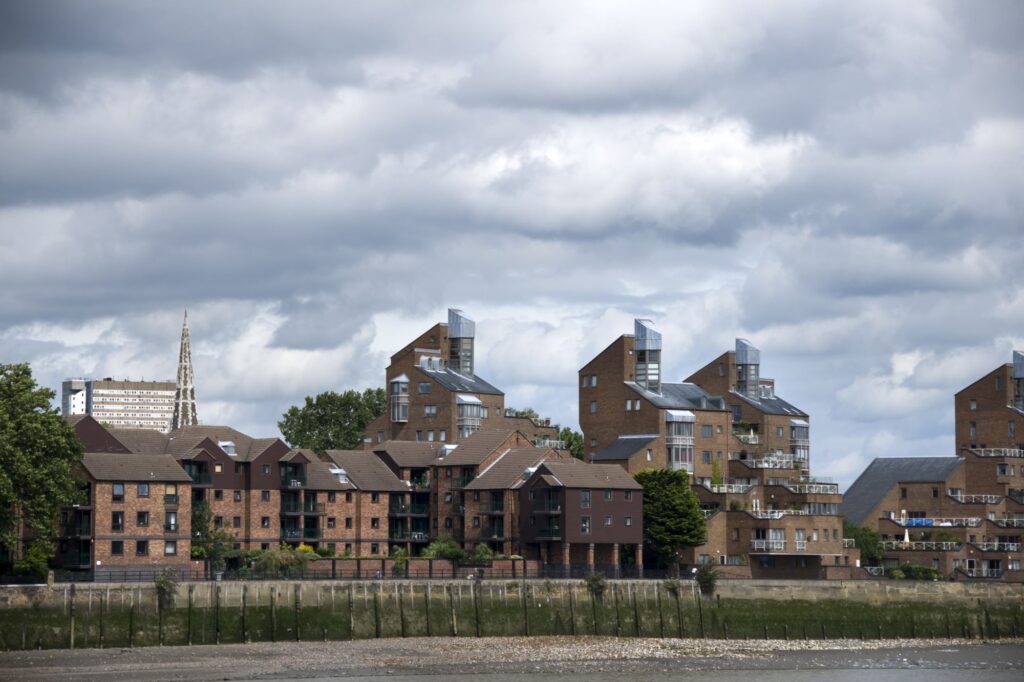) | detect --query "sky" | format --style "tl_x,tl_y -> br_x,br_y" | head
1,1 -> 1021,489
